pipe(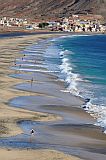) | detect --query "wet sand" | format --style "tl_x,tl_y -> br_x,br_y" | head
0,33 -> 84,160
9,35 -> 106,160
0,33 -> 106,160
0,34 -> 62,137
